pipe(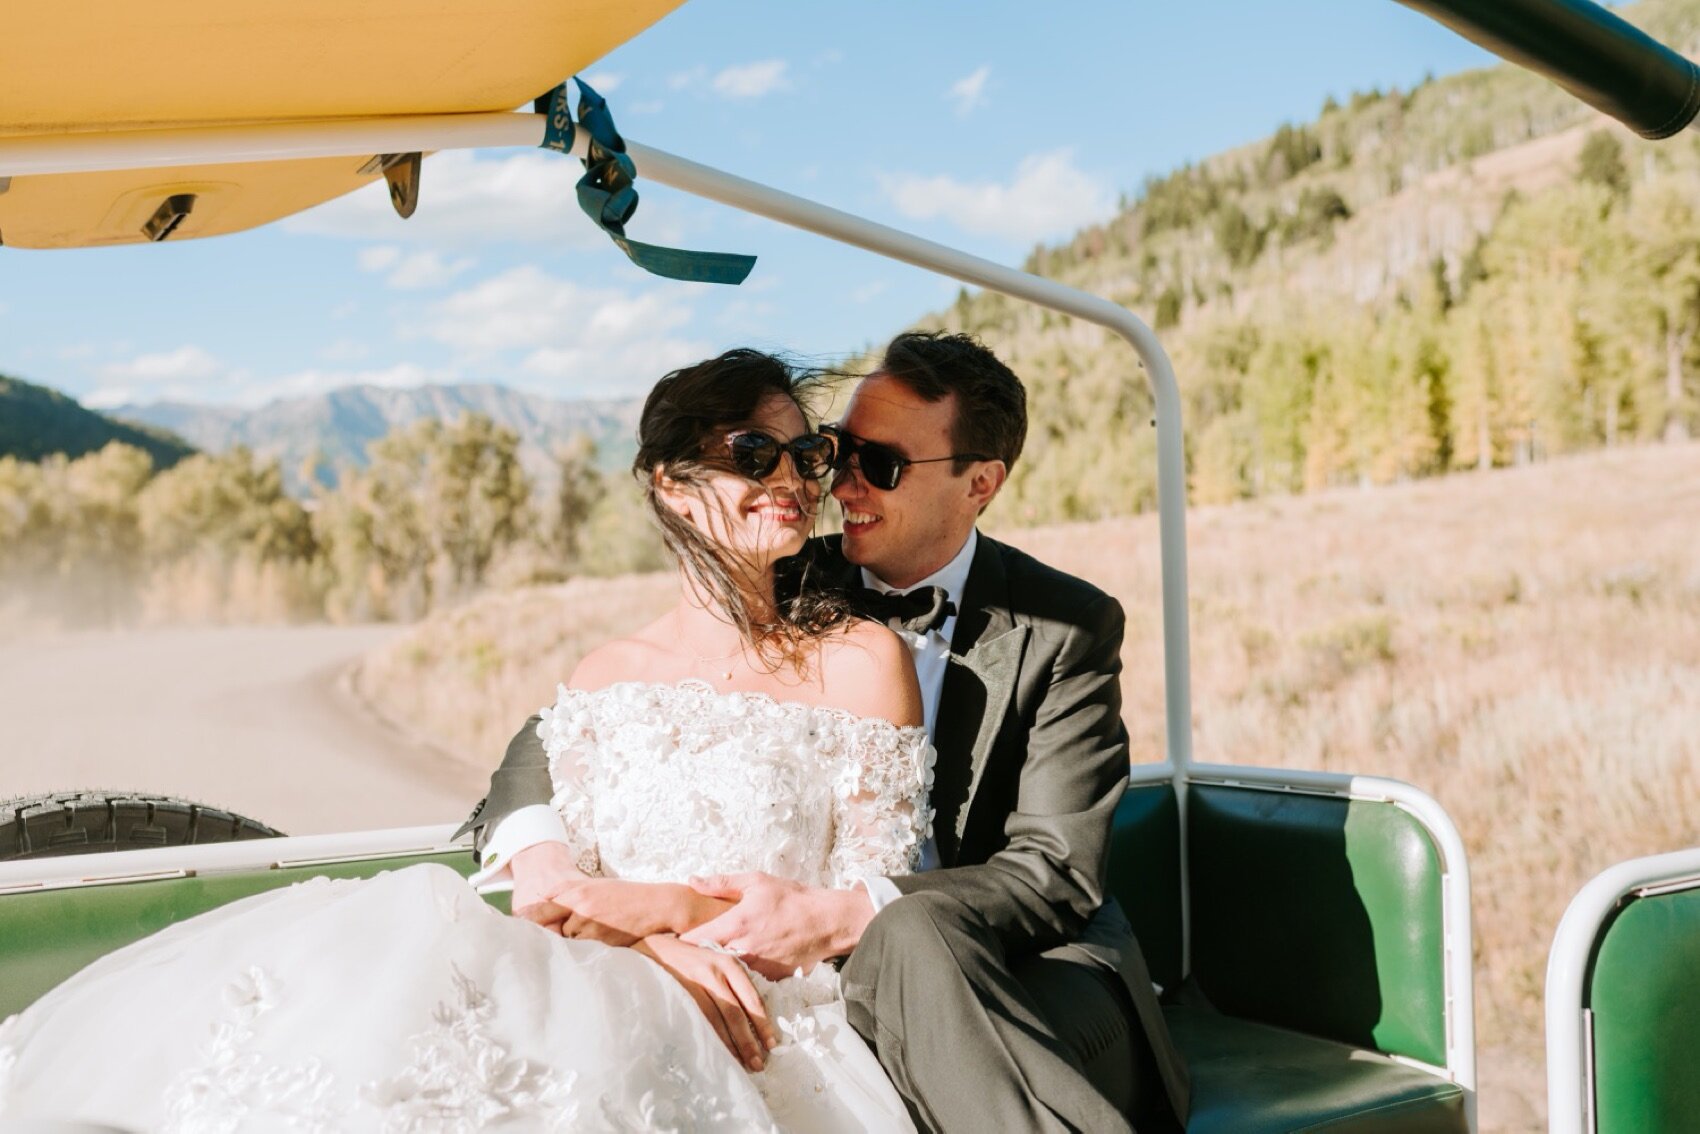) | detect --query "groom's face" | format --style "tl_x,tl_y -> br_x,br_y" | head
830,374 -> 984,590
